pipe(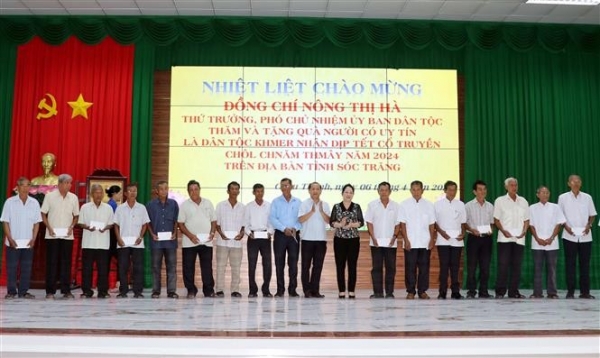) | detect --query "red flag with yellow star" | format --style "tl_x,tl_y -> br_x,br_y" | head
8,36 -> 134,185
